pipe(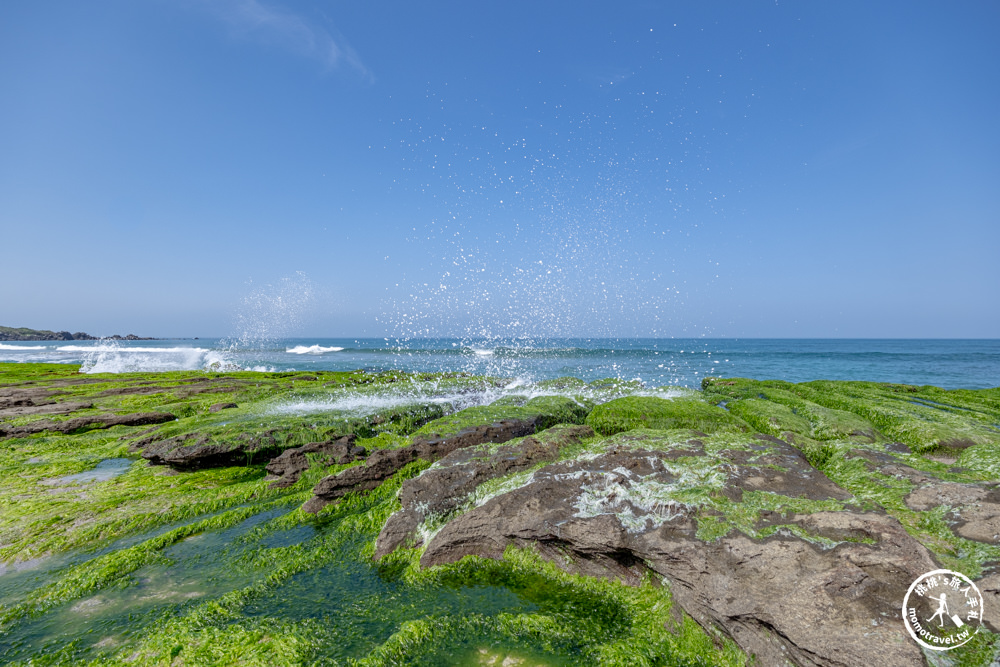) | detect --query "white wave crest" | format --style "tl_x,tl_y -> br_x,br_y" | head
80,346 -> 212,373
0,344 -> 47,350
286,345 -> 344,355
